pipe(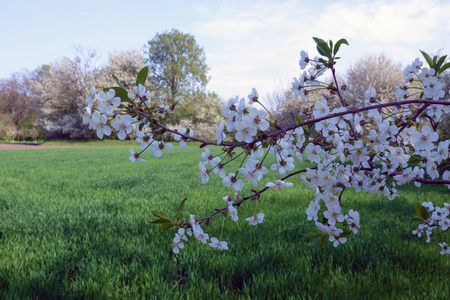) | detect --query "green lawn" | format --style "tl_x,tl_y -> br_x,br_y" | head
0,145 -> 449,299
